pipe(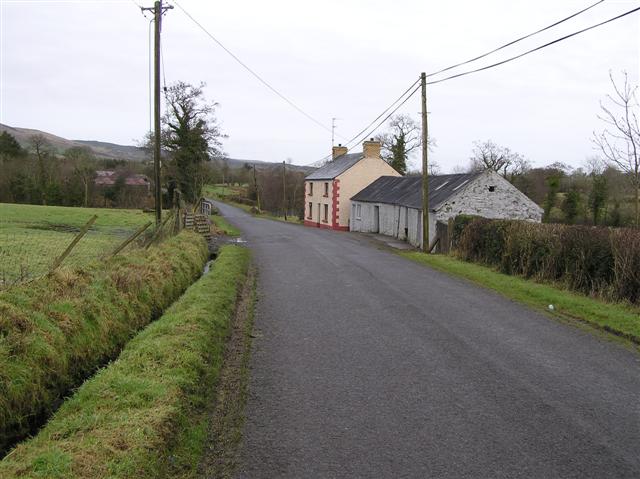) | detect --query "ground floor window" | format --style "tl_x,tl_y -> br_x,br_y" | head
308,202 -> 312,219
323,204 -> 329,222
356,203 -> 362,219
